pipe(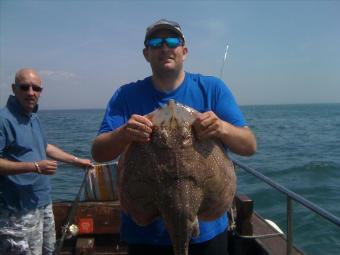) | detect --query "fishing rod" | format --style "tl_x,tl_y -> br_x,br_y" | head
54,165 -> 92,255
219,44 -> 229,79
